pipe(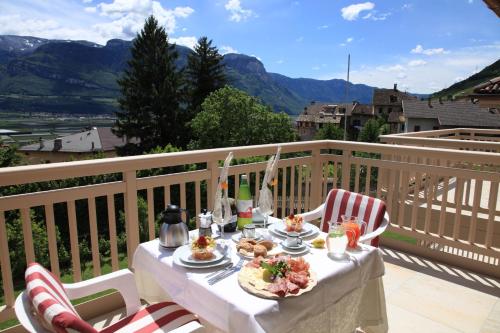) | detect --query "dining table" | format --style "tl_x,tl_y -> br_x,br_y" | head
132,217 -> 388,333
